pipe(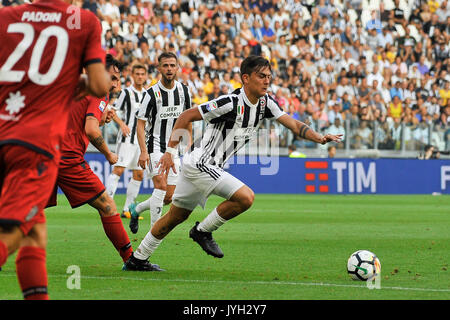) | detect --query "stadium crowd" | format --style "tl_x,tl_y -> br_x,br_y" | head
2,0 -> 449,152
